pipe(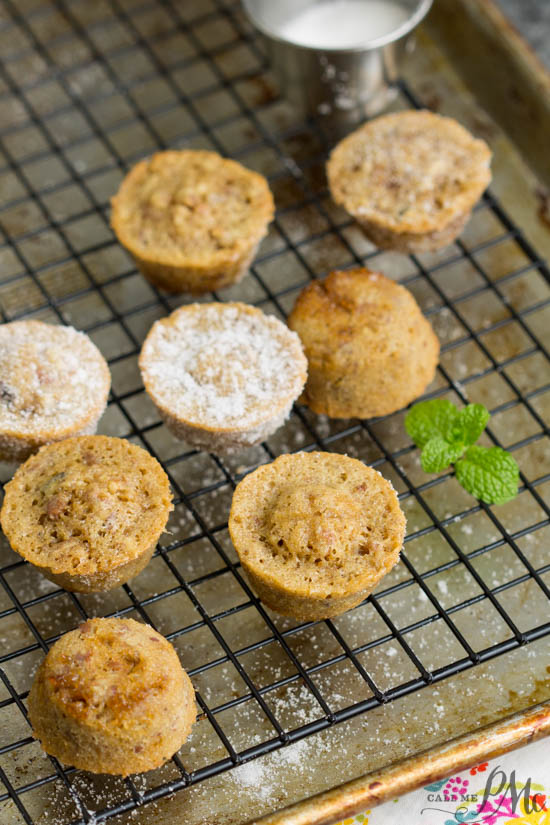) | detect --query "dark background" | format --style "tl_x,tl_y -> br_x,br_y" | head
496,0 -> 550,67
